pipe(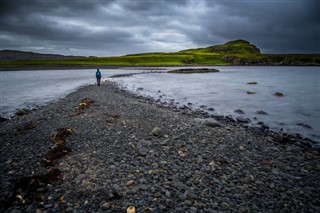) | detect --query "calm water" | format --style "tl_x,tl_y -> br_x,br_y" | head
115,66 -> 320,142
1,67 -> 319,142
0,69 -> 143,117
